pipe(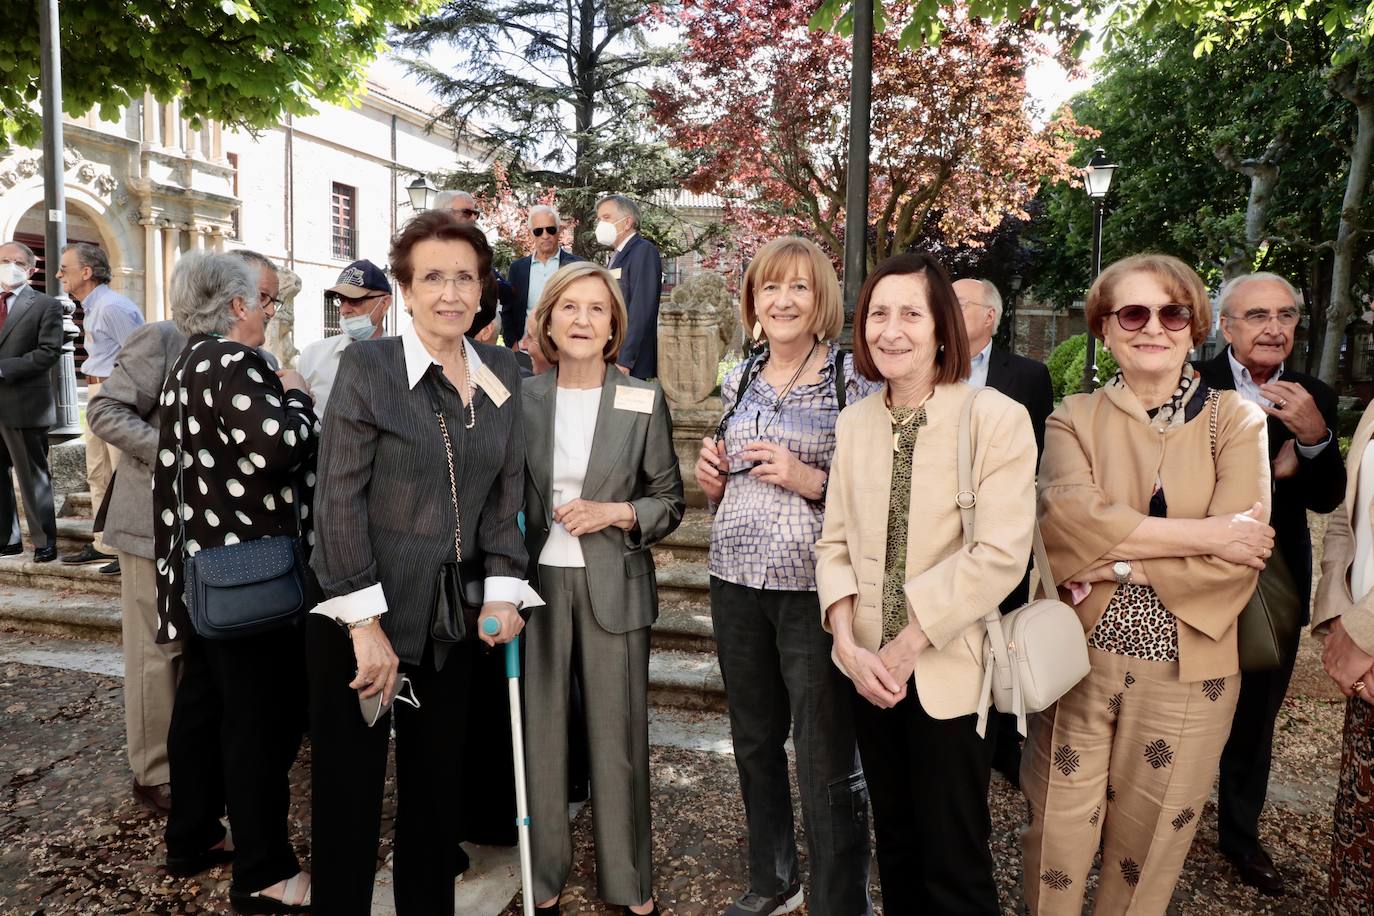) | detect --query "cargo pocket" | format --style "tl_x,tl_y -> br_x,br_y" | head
827,768 -> 870,854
